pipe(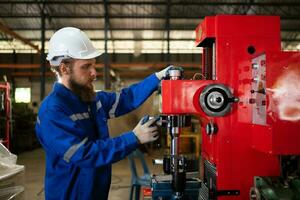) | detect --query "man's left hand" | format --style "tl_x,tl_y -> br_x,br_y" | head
155,65 -> 173,80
